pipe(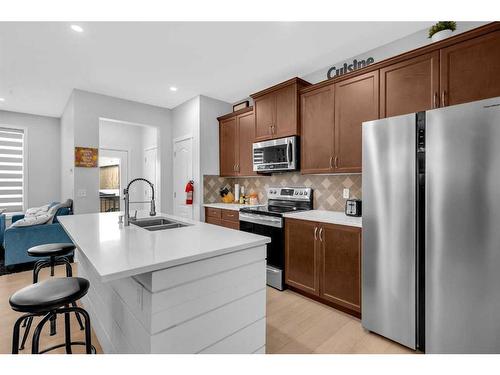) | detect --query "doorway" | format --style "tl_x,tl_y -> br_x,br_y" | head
99,149 -> 128,212
173,136 -> 193,219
